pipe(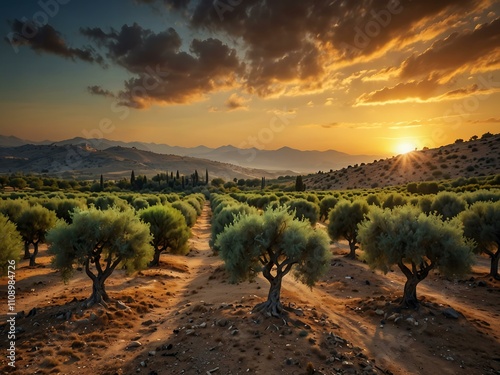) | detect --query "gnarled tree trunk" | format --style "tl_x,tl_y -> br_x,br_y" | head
149,248 -> 162,267
346,239 -> 357,260
23,241 -> 30,259
397,260 -> 433,310
29,242 -> 39,267
83,257 -> 116,308
401,275 -> 420,310
253,275 -> 284,317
